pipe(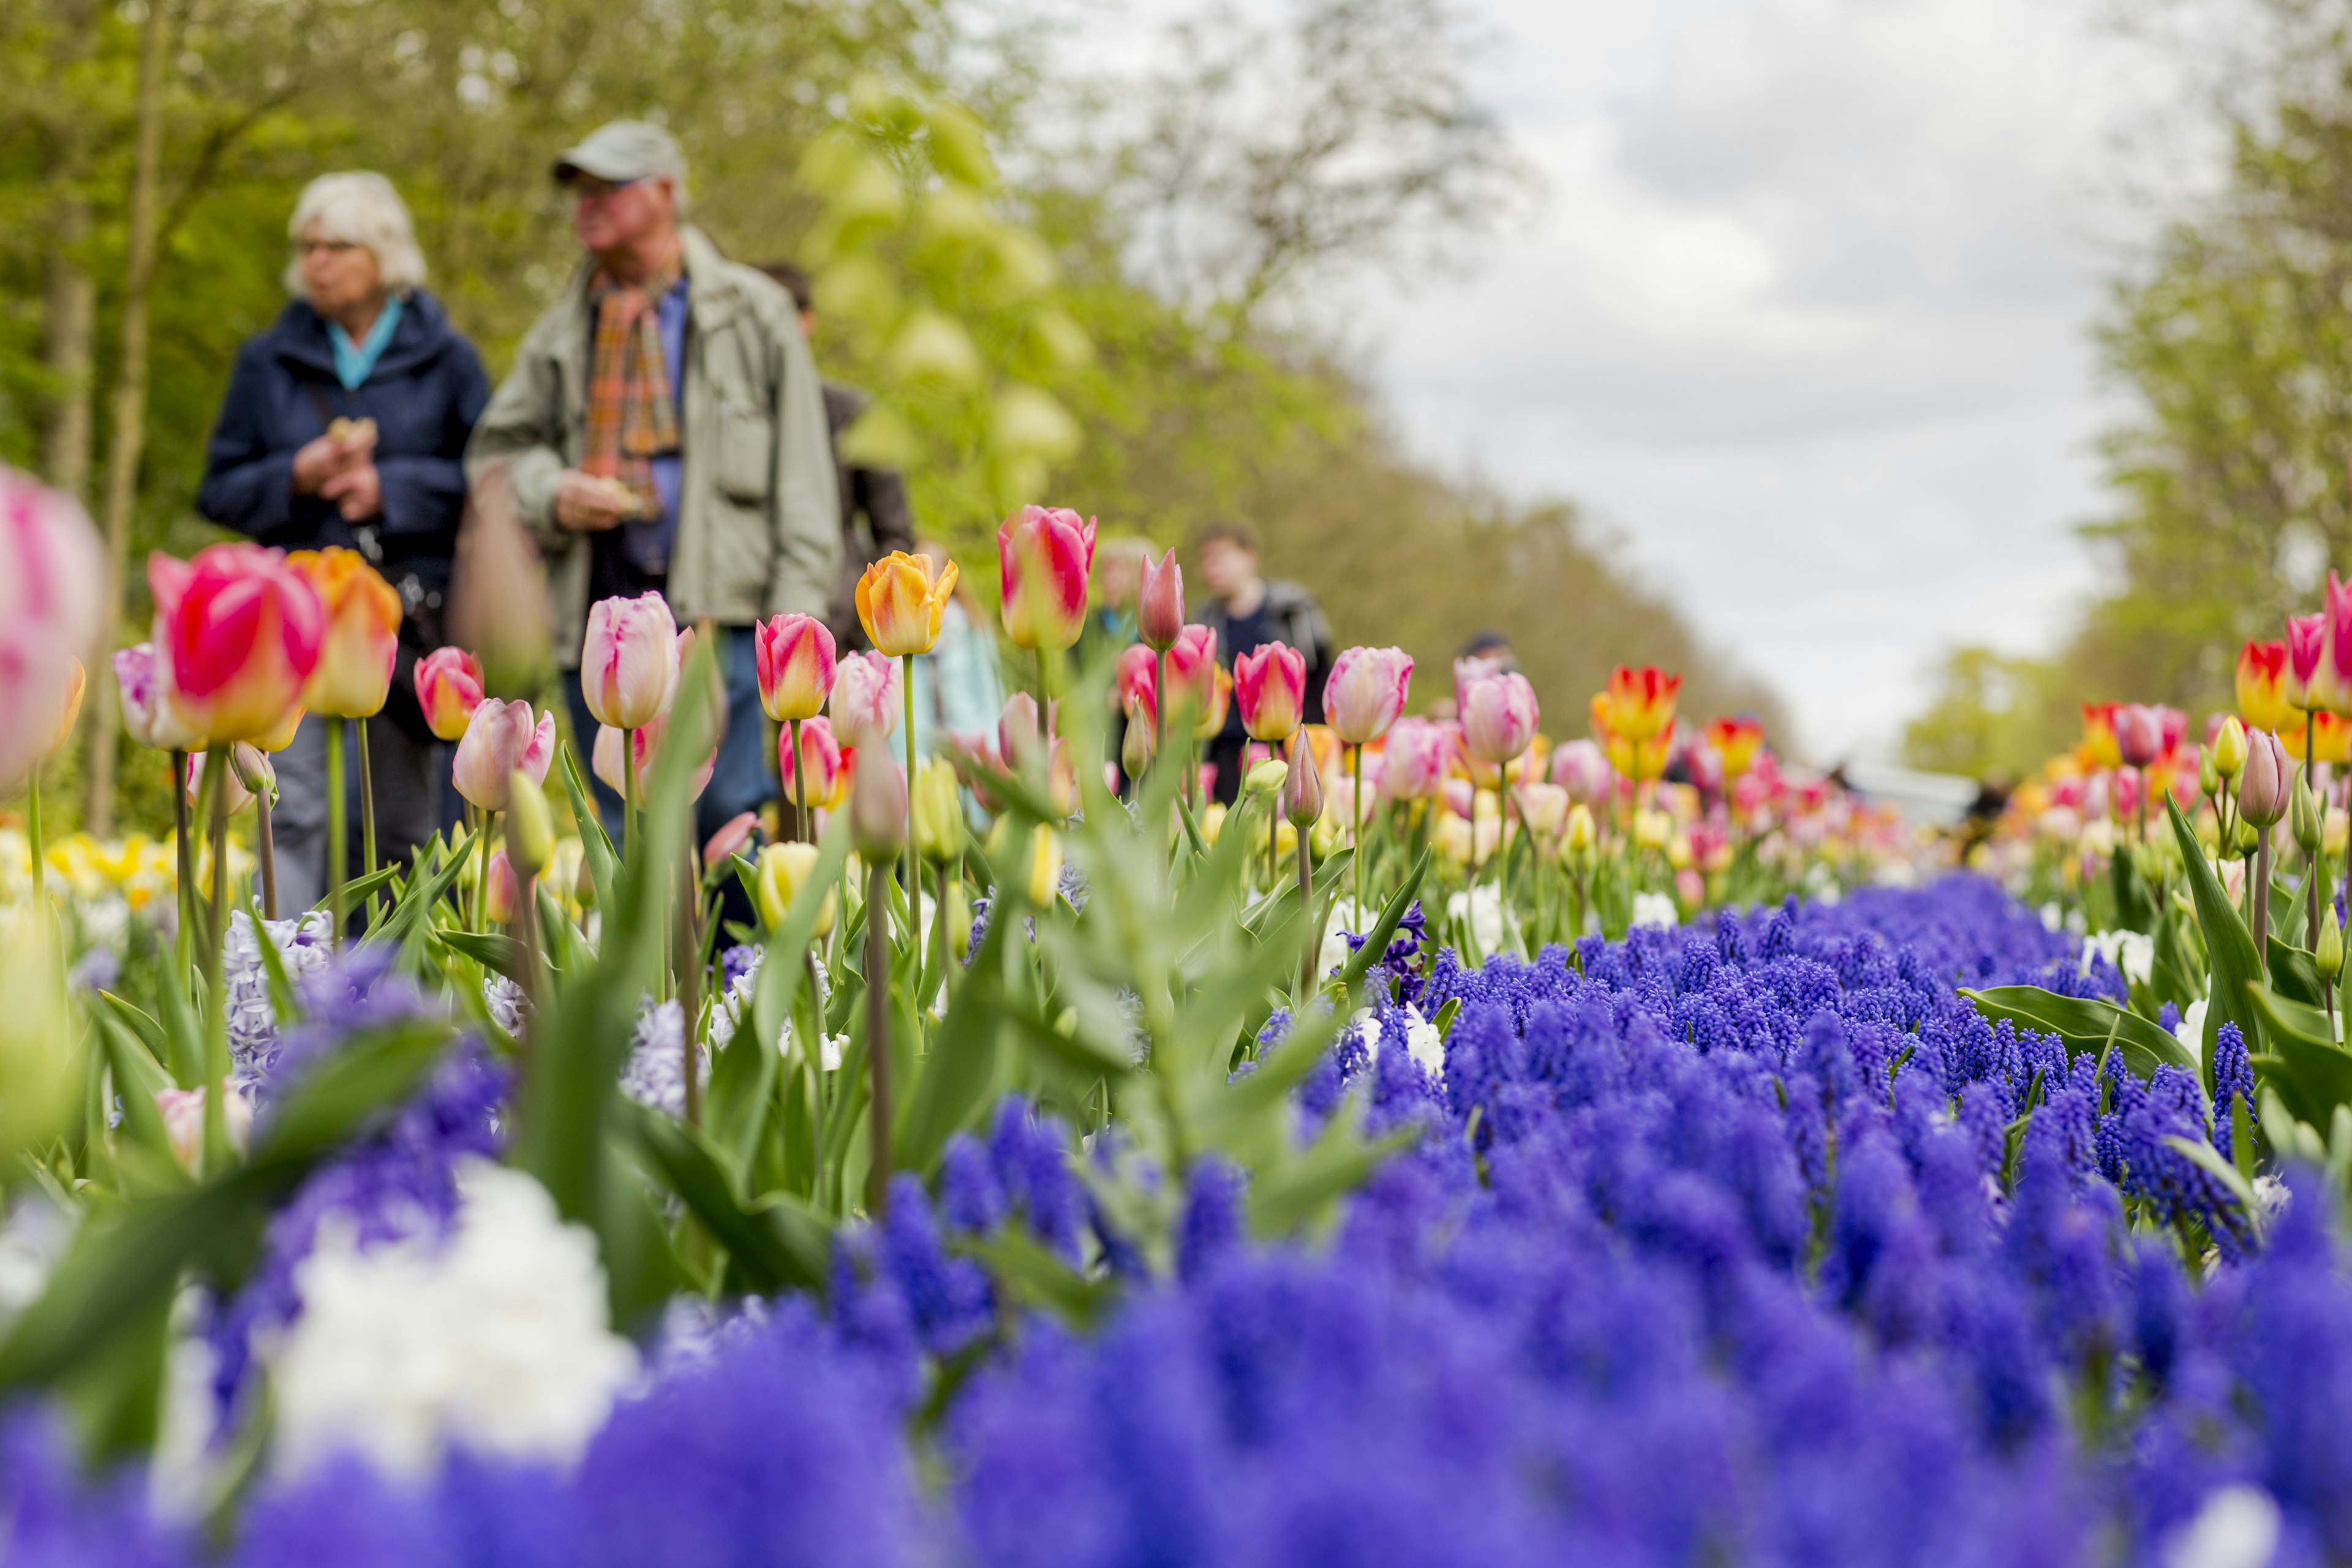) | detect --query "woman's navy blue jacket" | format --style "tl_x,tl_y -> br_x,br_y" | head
196,289 -> 489,586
